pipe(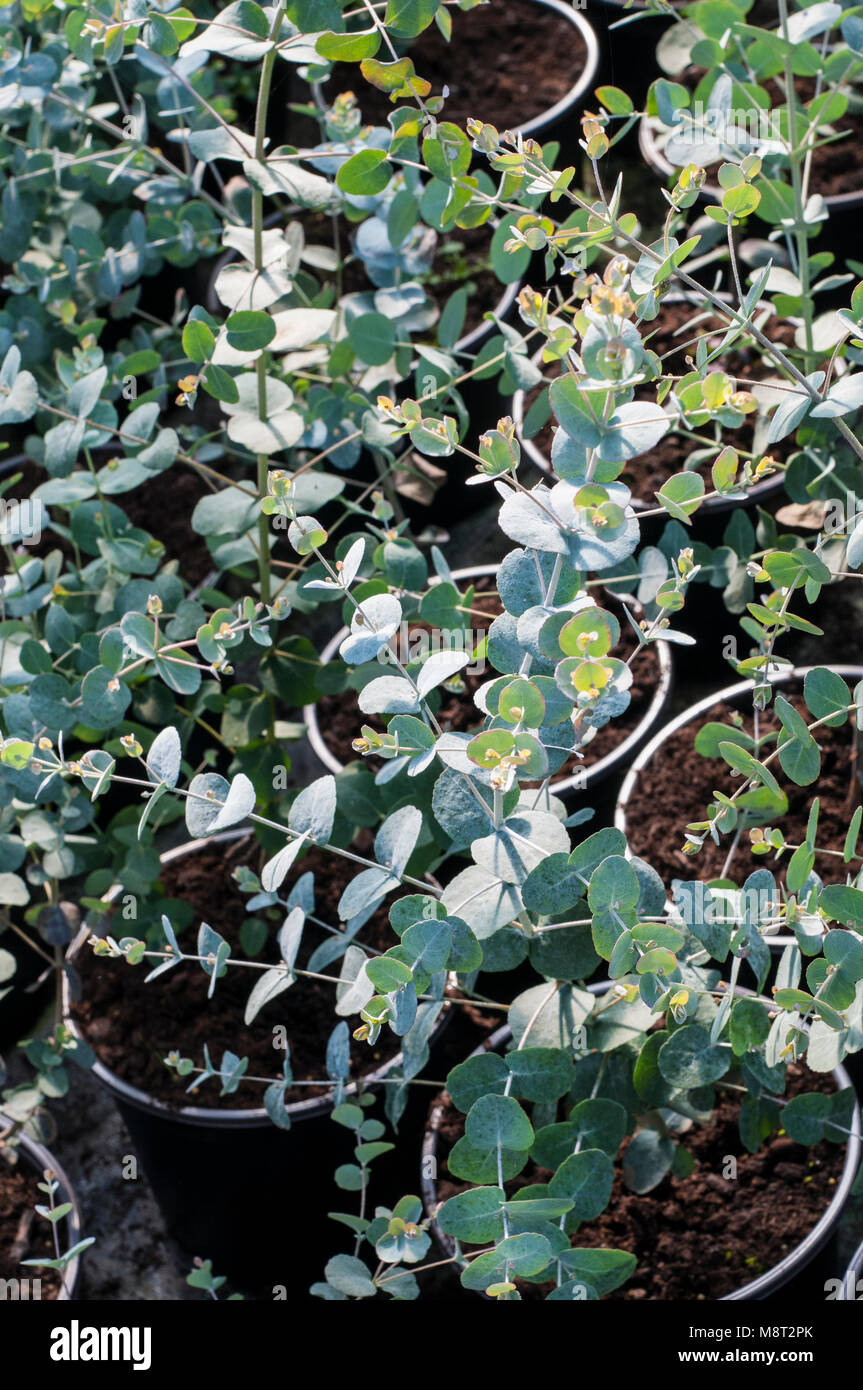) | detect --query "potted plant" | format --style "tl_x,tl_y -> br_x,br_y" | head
304,561 -> 674,797
0,1117 -> 92,1300
5,0 -> 863,1311
615,665 -> 863,911
420,1007 -> 861,1299
61,795 -> 456,1294
320,0 -> 600,143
